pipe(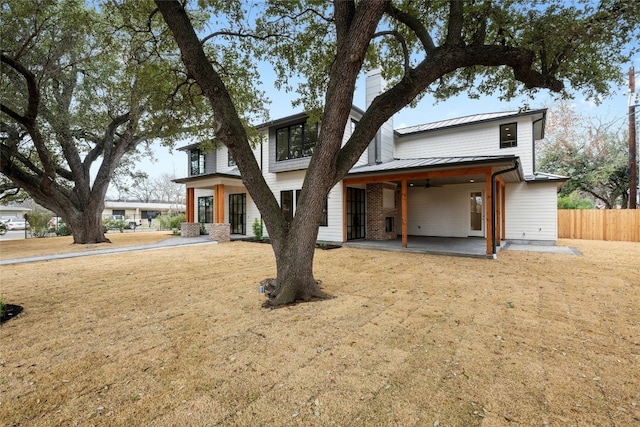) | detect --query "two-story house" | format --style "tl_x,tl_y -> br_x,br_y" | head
174,70 -> 566,257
